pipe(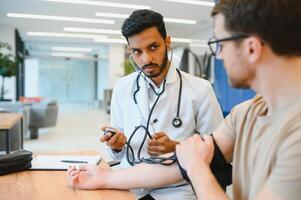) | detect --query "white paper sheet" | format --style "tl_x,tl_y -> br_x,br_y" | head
30,155 -> 101,170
